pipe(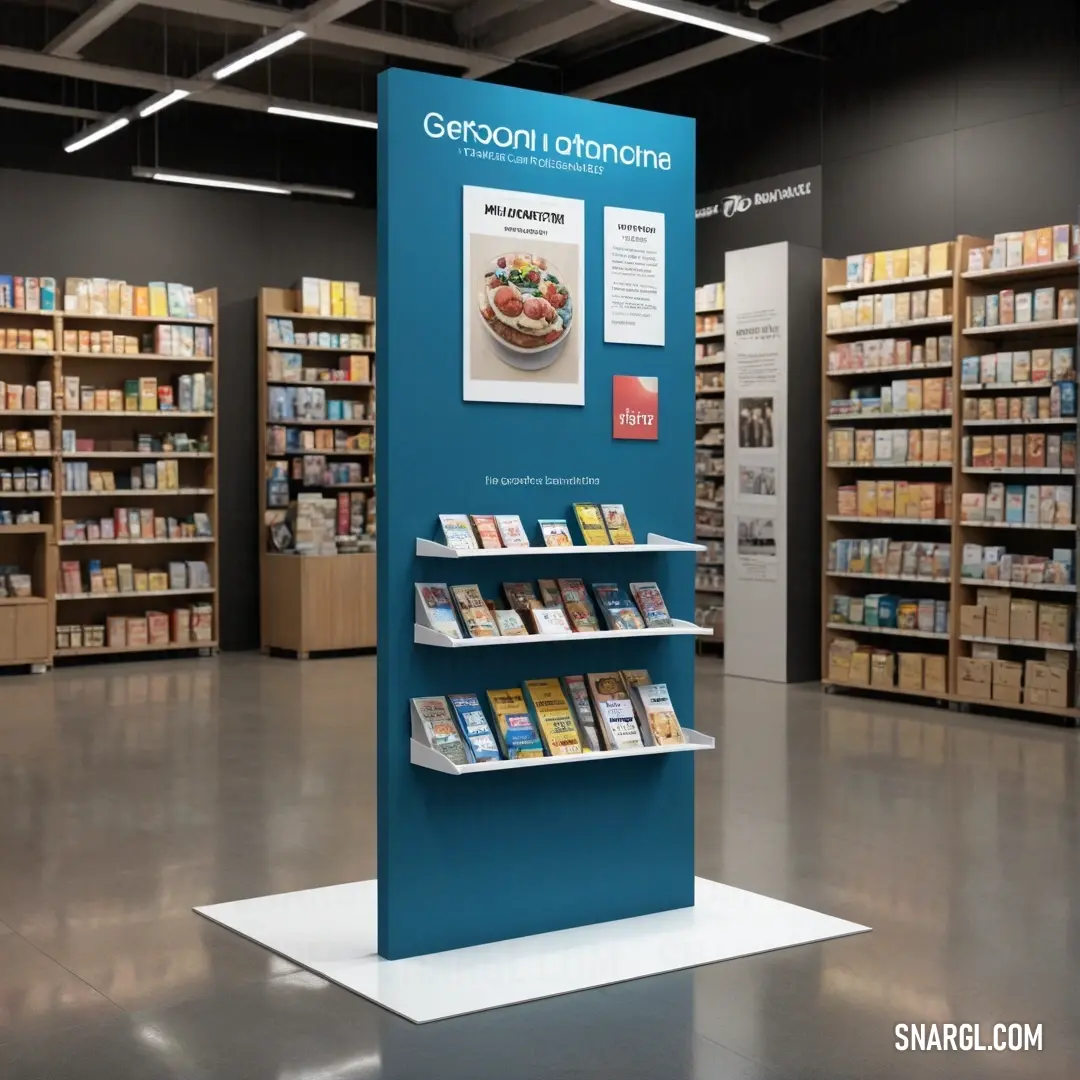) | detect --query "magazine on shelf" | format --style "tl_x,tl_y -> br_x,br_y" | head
629,582 -> 673,628
439,513 -> 477,550
447,693 -> 501,762
630,683 -> 686,746
410,696 -> 470,766
486,688 -> 545,758
415,583 -> 463,639
523,678 -> 584,755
